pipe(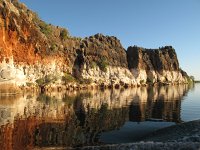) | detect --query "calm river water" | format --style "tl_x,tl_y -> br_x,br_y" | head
0,84 -> 200,149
